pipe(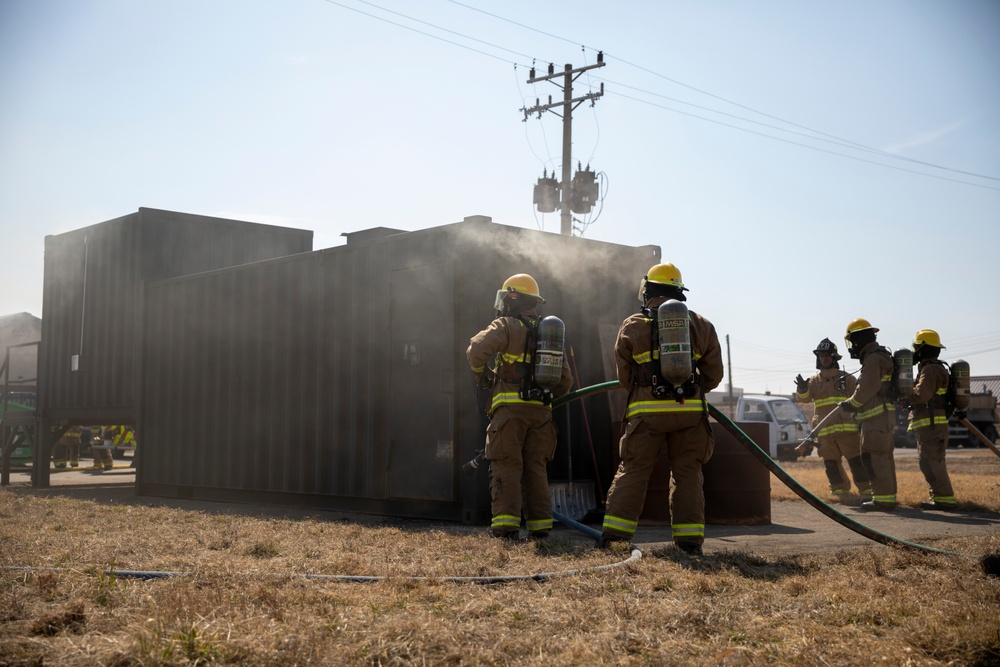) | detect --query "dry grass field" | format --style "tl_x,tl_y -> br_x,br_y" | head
2,451 -> 999,666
